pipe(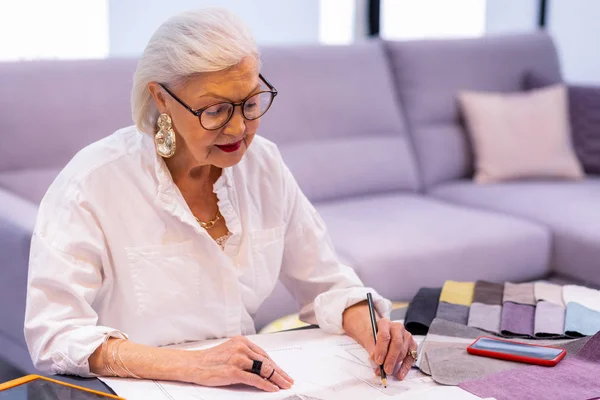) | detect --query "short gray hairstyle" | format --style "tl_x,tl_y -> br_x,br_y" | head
132,8 -> 260,134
